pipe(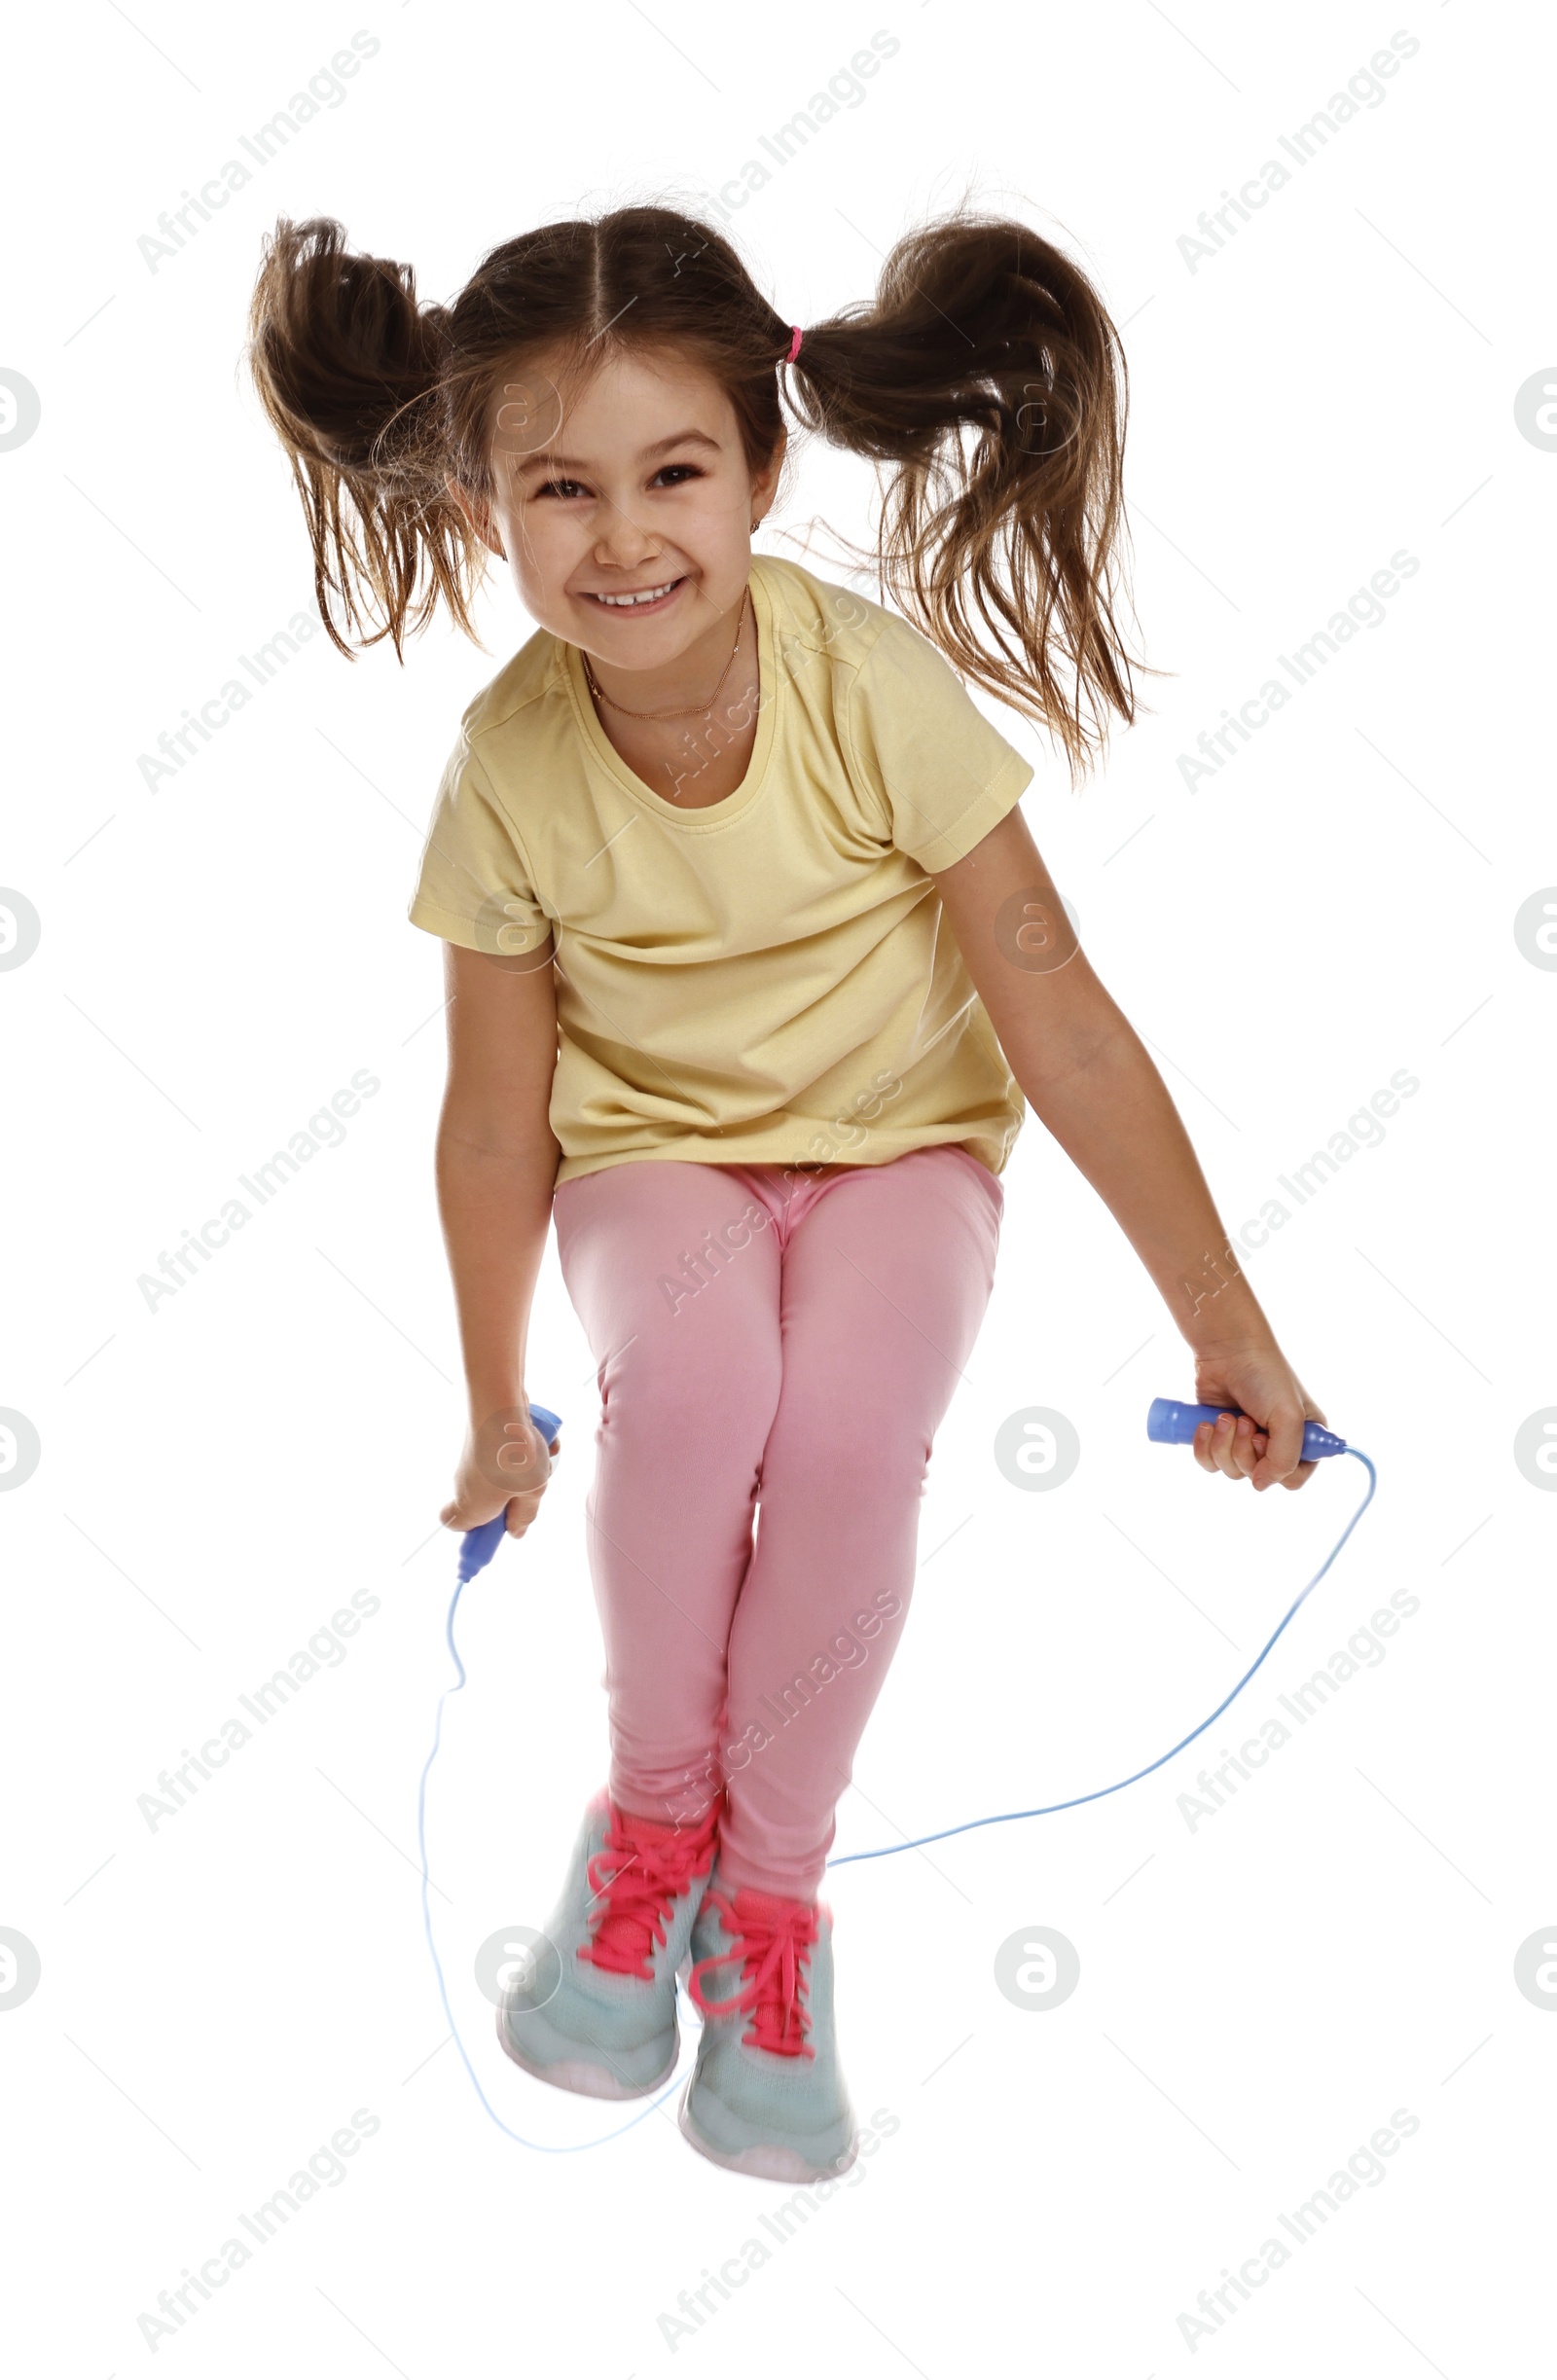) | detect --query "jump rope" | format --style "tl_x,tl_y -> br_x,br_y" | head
416,1397 -> 1376,2151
